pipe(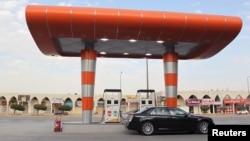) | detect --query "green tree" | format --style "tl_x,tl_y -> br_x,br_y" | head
34,104 -> 47,115
236,104 -> 245,111
10,103 -> 25,114
200,105 -> 210,113
58,104 -> 72,112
